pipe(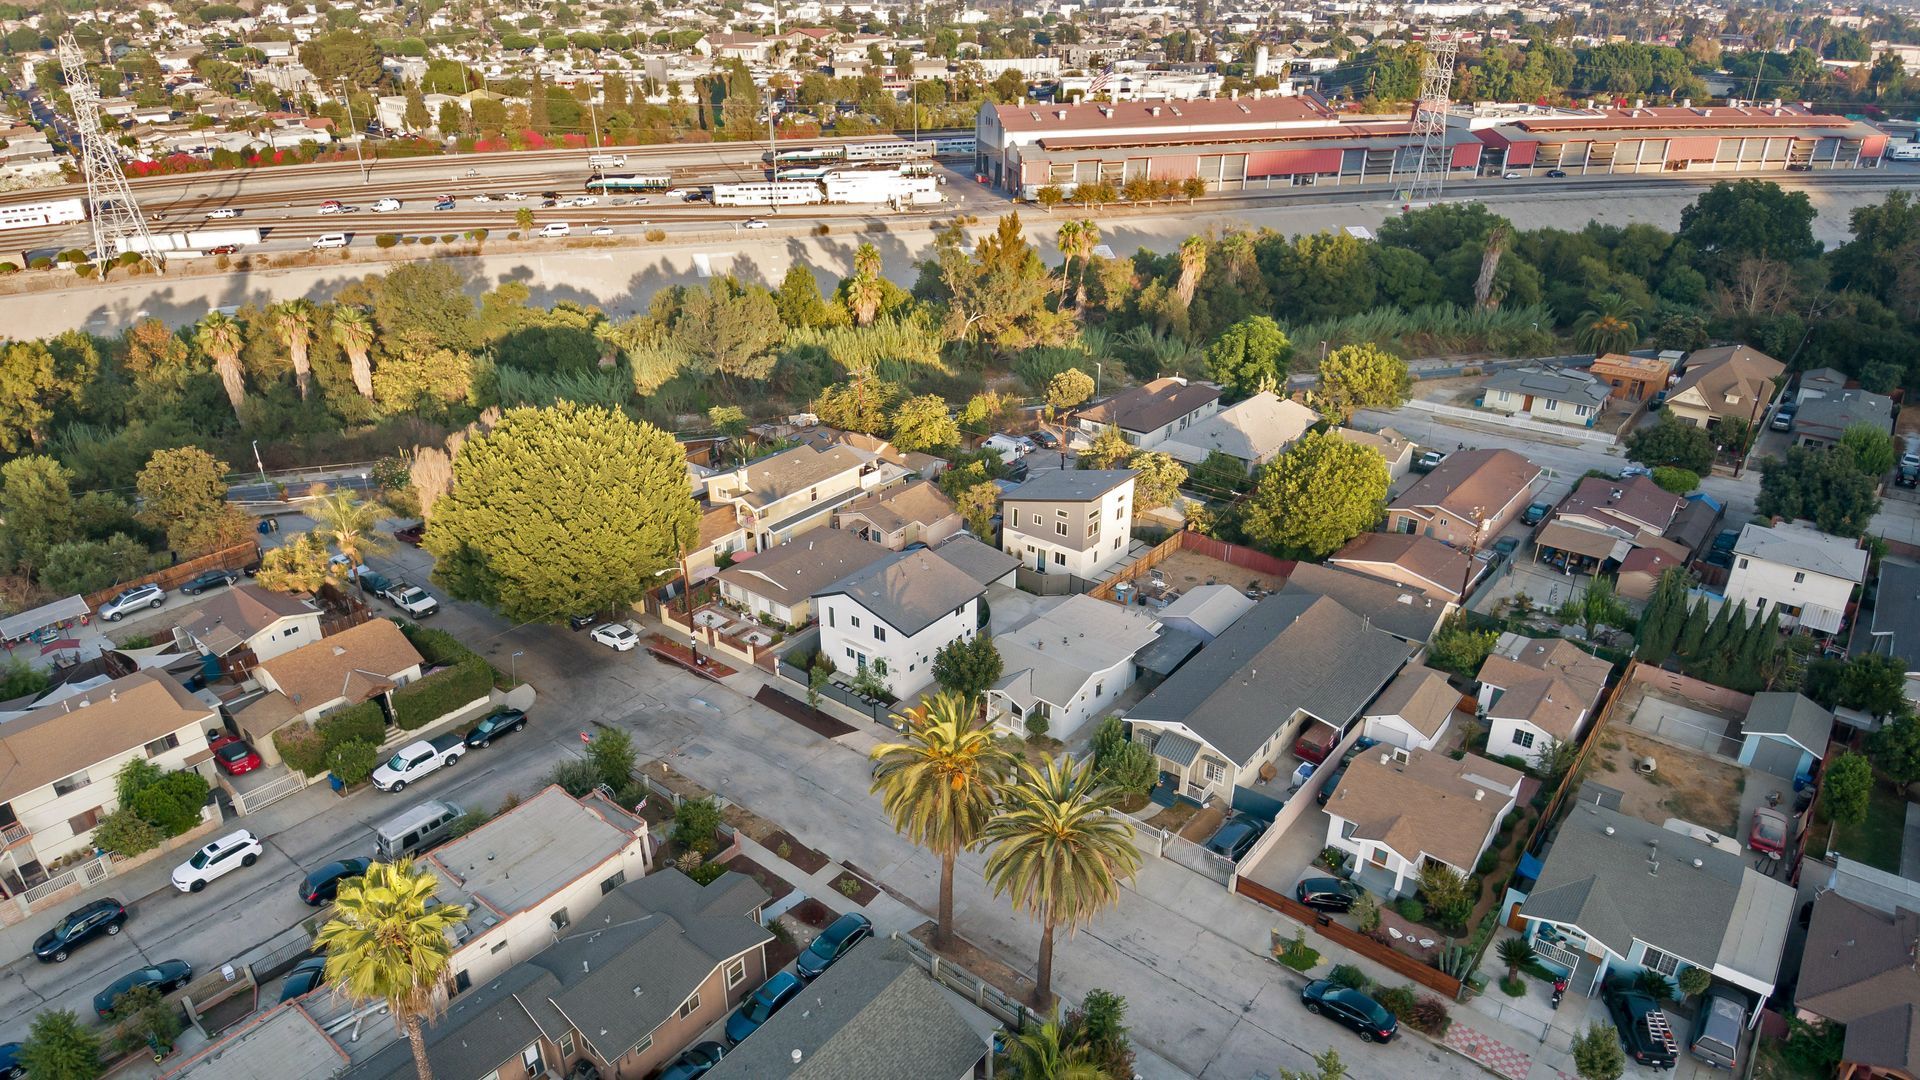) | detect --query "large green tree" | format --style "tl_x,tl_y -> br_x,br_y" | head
1626,415 -> 1715,473
16,1008 -> 100,1080
1204,316 -> 1292,400
0,340 -> 62,452
889,394 -> 961,452
1310,344 -> 1410,421
669,277 -> 783,387
135,447 -> 252,557
1677,179 -> 1820,276
1240,430 -> 1389,558
424,403 -> 699,622
0,454 -> 78,574
1756,446 -> 1881,538
1839,423 -> 1897,478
